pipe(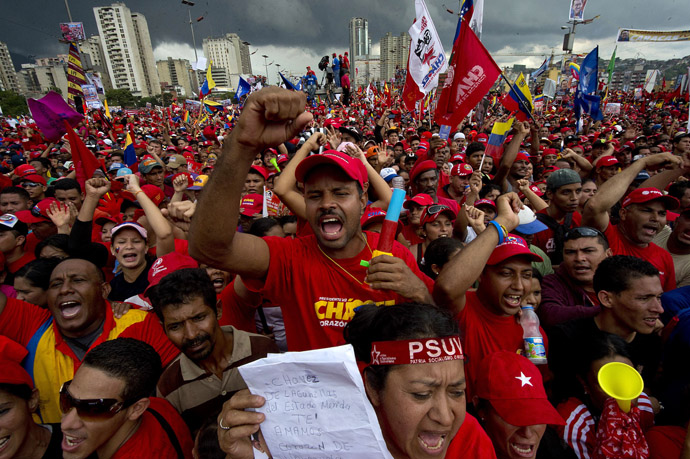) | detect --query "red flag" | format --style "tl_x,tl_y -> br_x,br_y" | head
435,19 -> 501,128
64,121 -> 103,189
402,58 -> 424,111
